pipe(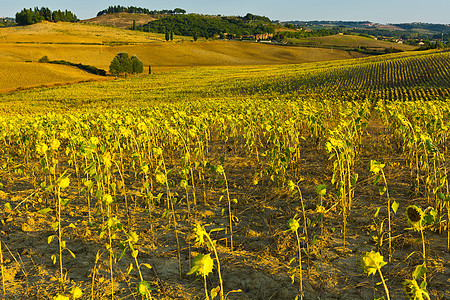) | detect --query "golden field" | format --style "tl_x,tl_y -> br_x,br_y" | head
0,20 -> 420,94
0,21 -> 170,44
288,34 -> 416,51
0,40 -> 365,70
0,62 -> 104,93
308,34 -> 416,51
0,21 -> 371,92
